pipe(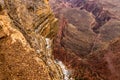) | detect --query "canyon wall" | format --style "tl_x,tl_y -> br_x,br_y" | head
0,0 -> 63,80
50,0 -> 120,79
